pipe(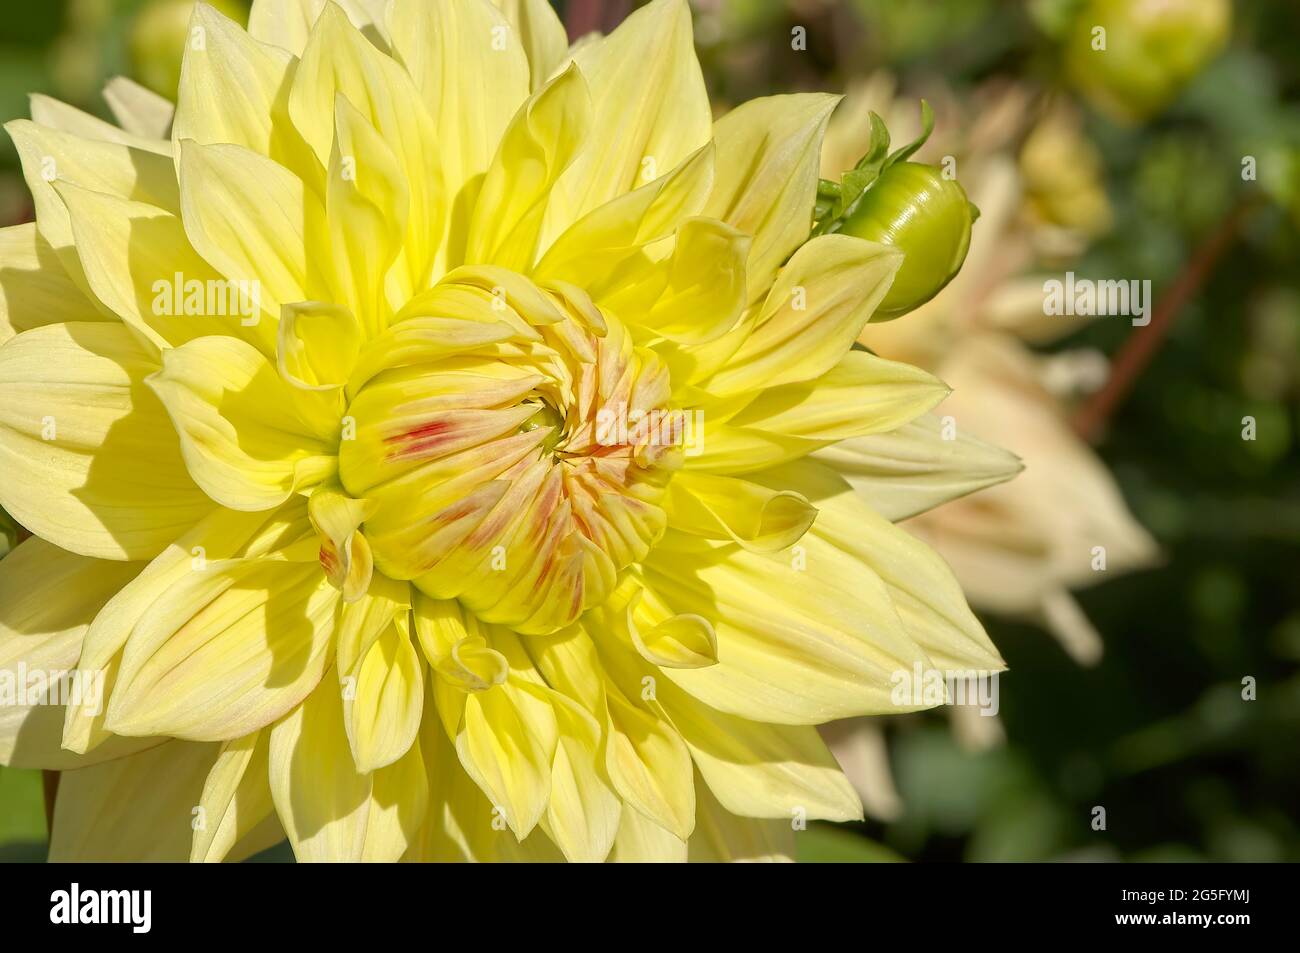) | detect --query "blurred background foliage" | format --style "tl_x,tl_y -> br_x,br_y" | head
0,0 -> 1296,862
